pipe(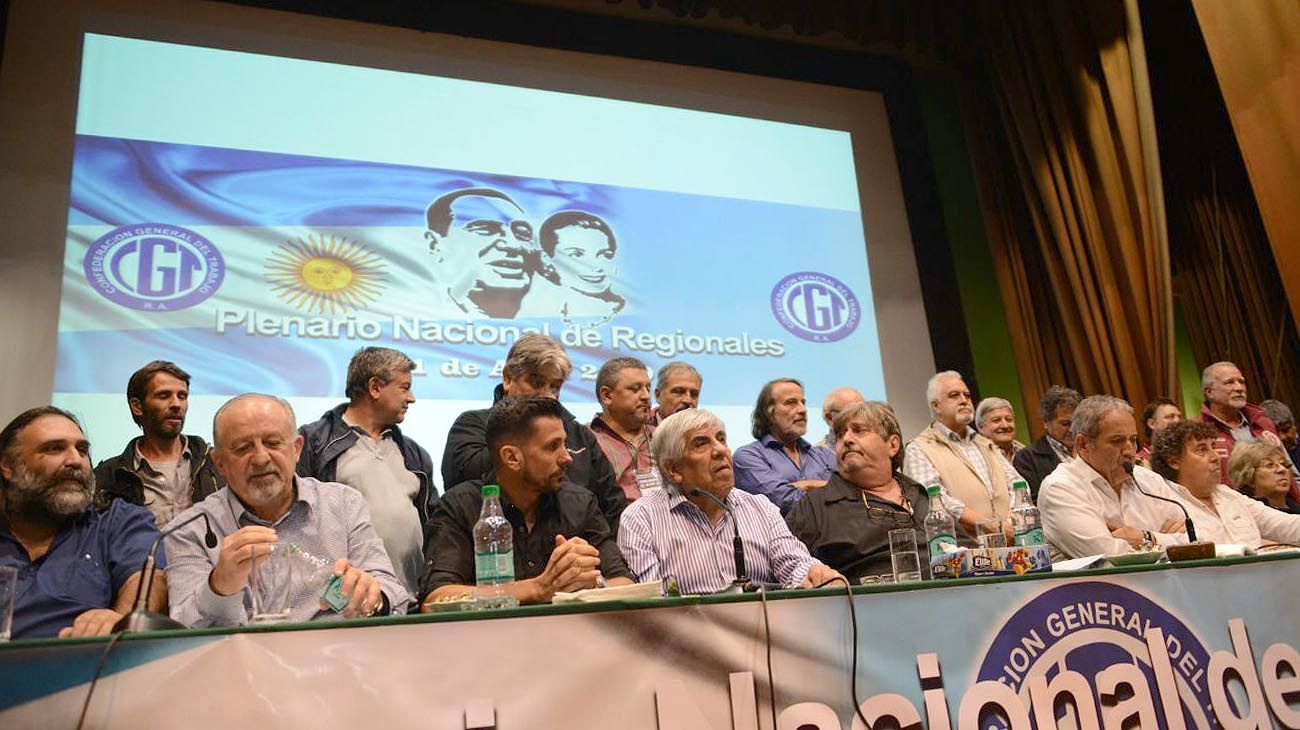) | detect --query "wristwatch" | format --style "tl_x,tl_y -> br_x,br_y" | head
1141,530 -> 1155,548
